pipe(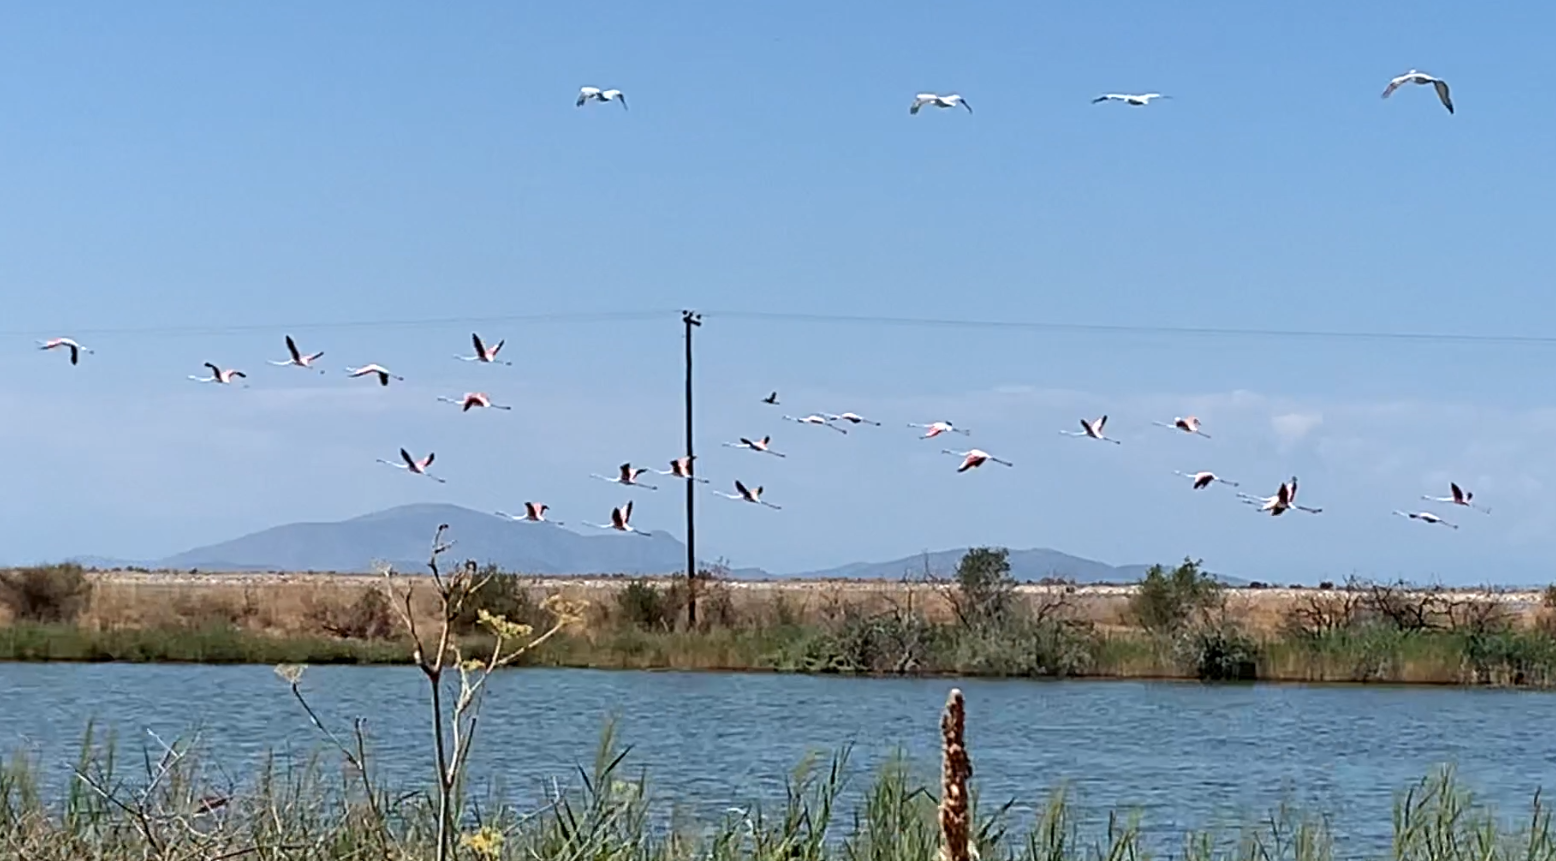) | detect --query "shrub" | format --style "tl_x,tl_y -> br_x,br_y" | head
946,547 -> 1015,628
452,565 -> 546,635
616,580 -> 678,631
1129,558 -> 1221,634
1177,624 -> 1260,681
307,588 -> 396,639
0,563 -> 91,623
